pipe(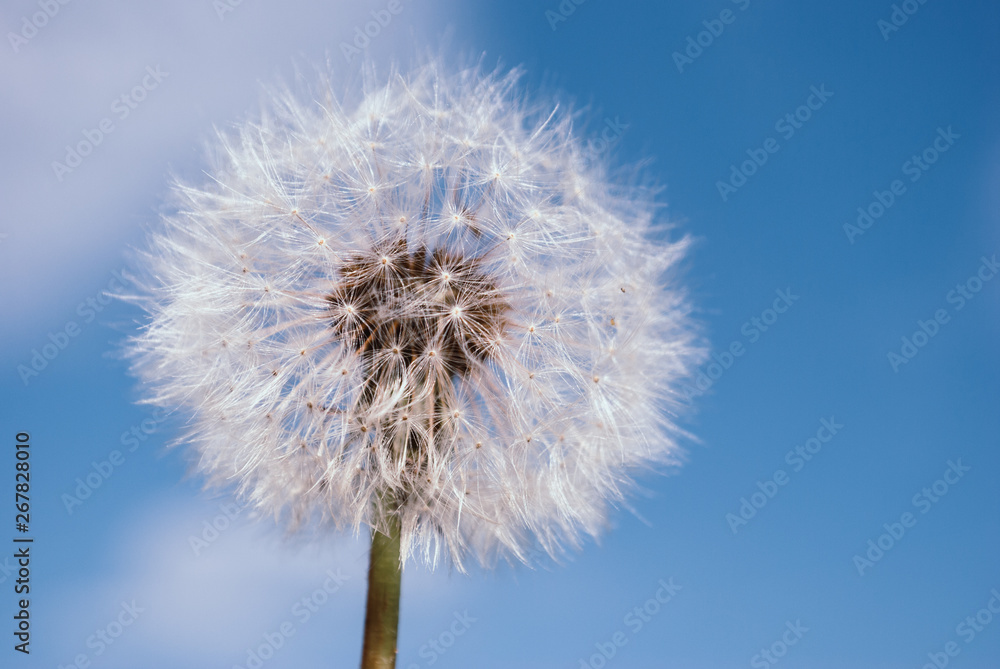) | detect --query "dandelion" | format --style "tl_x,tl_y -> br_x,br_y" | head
126,58 -> 702,668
